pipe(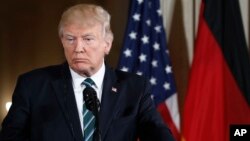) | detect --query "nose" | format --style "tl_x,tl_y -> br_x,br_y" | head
74,39 -> 85,53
